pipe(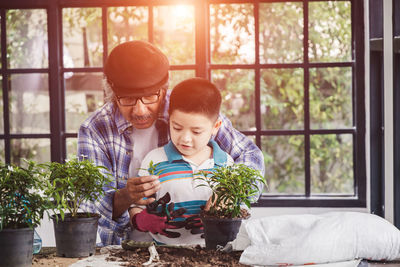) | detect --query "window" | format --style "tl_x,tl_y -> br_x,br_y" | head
0,8 -> 51,165
0,0 -> 365,207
